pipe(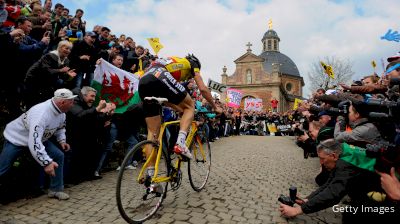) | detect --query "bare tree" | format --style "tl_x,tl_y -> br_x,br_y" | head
307,56 -> 355,93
